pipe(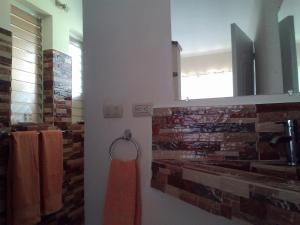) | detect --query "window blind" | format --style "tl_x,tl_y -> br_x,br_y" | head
69,38 -> 83,122
10,5 -> 43,124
